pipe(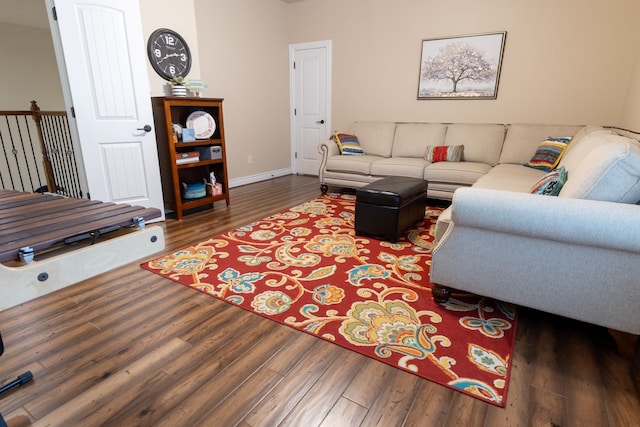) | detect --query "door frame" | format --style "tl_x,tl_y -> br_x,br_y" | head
288,40 -> 332,175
